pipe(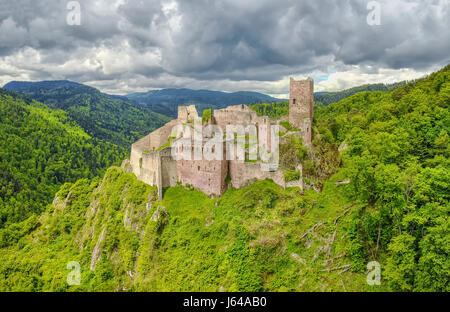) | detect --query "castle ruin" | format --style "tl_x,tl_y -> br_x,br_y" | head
128,78 -> 314,199
289,77 -> 314,145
